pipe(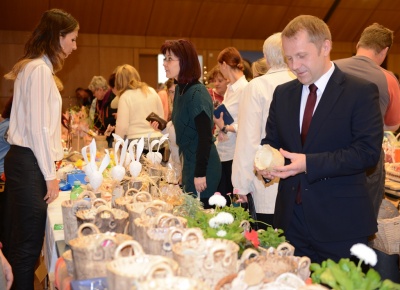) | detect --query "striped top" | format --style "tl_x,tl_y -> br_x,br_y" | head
8,55 -> 63,180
